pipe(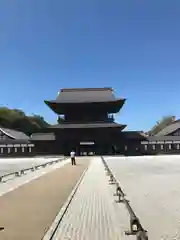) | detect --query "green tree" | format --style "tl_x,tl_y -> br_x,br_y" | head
0,107 -> 50,135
